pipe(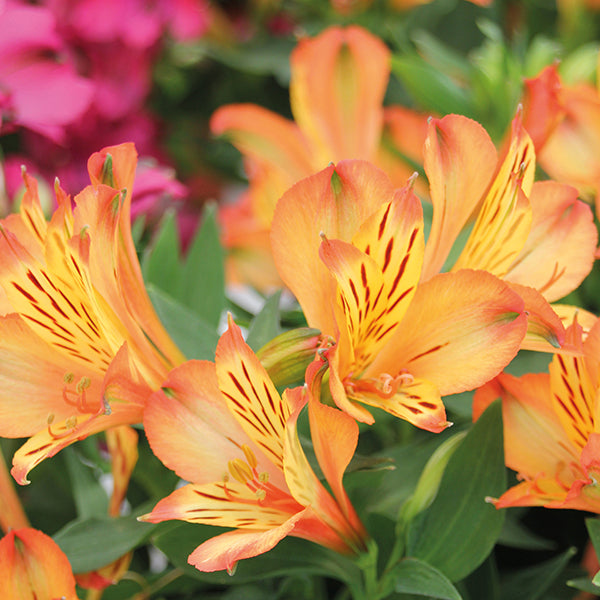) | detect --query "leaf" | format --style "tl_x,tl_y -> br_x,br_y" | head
246,291 -> 282,352
63,447 -> 108,520
498,513 -> 556,551
181,203 -> 225,327
391,54 -> 474,117
142,211 -> 183,296
390,557 -> 462,600
152,522 -> 361,587
500,547 -> 576,600
406,401 -> 506,582
147,284 -> 219,360
53,511 -> 156,573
